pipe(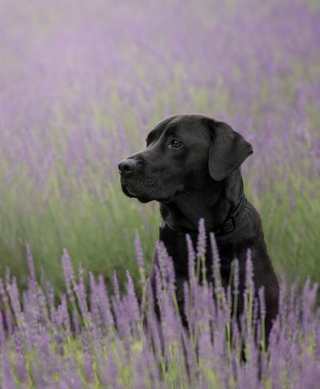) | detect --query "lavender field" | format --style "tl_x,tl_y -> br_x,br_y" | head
0,0 -> 319,386
1,227 -> 320,387
0,0 -> 319,292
